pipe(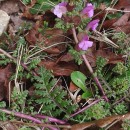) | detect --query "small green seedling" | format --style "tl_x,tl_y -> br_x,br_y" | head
71,71 -> 92,99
